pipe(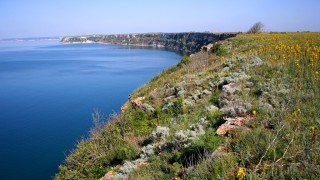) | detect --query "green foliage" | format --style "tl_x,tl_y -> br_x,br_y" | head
185,154 -> 237,179
206,110 -> 224,128
177,55 -> 191,67
130,156 -> 177,180
163,97 -> 185,117
108,144 -> 138,165
171,130 -> 222,166
232,128 -> 281,165
126,108 -> 154,135
209,90 -> 222,106
211,43 -> 227,56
